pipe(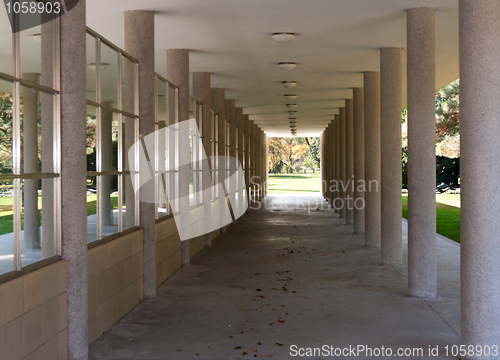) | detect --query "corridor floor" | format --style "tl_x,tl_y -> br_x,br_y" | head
89,194 -> 461,360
